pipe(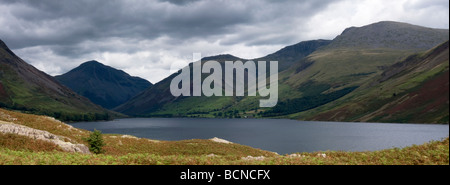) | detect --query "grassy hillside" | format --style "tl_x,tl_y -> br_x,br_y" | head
1,108 -> 448,165
114,40 -> 332,117
295,41 -> 449,124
